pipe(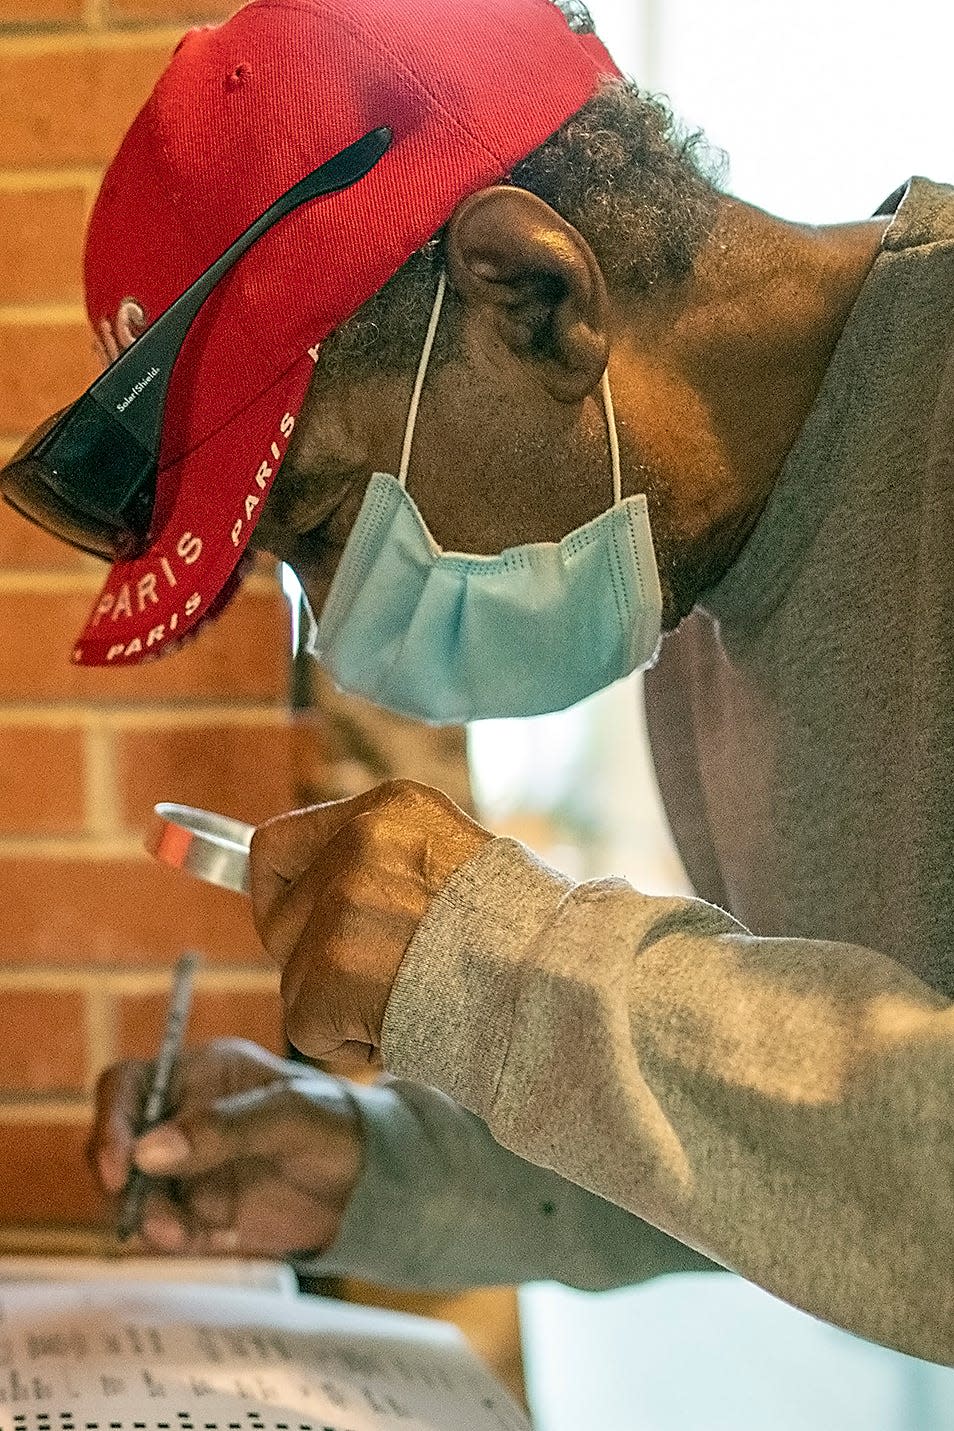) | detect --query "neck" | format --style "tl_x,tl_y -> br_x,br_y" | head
614,196 -> 890,624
